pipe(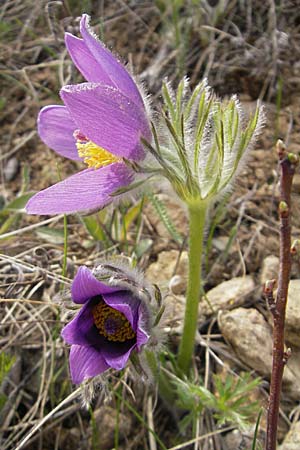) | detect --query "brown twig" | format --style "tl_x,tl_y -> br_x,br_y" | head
265,140 -> 299,450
